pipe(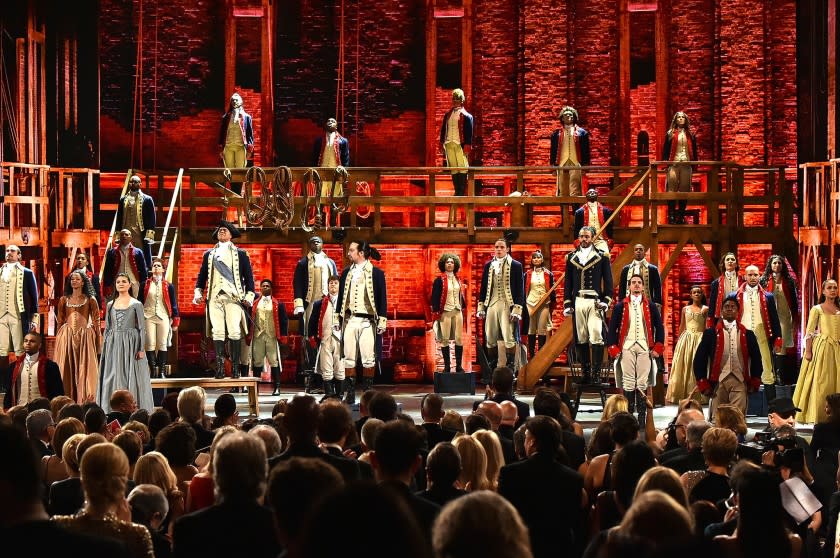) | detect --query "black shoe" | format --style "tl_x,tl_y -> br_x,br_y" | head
343,378 -> 356,405
272,384 -> 281,396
